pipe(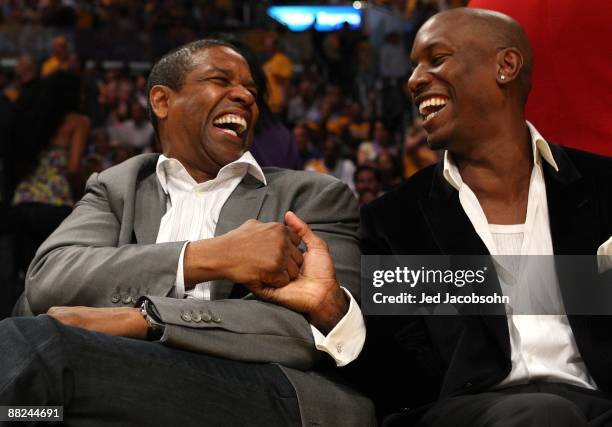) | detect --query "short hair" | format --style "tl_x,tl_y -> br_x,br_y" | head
146,38 -> 242,140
